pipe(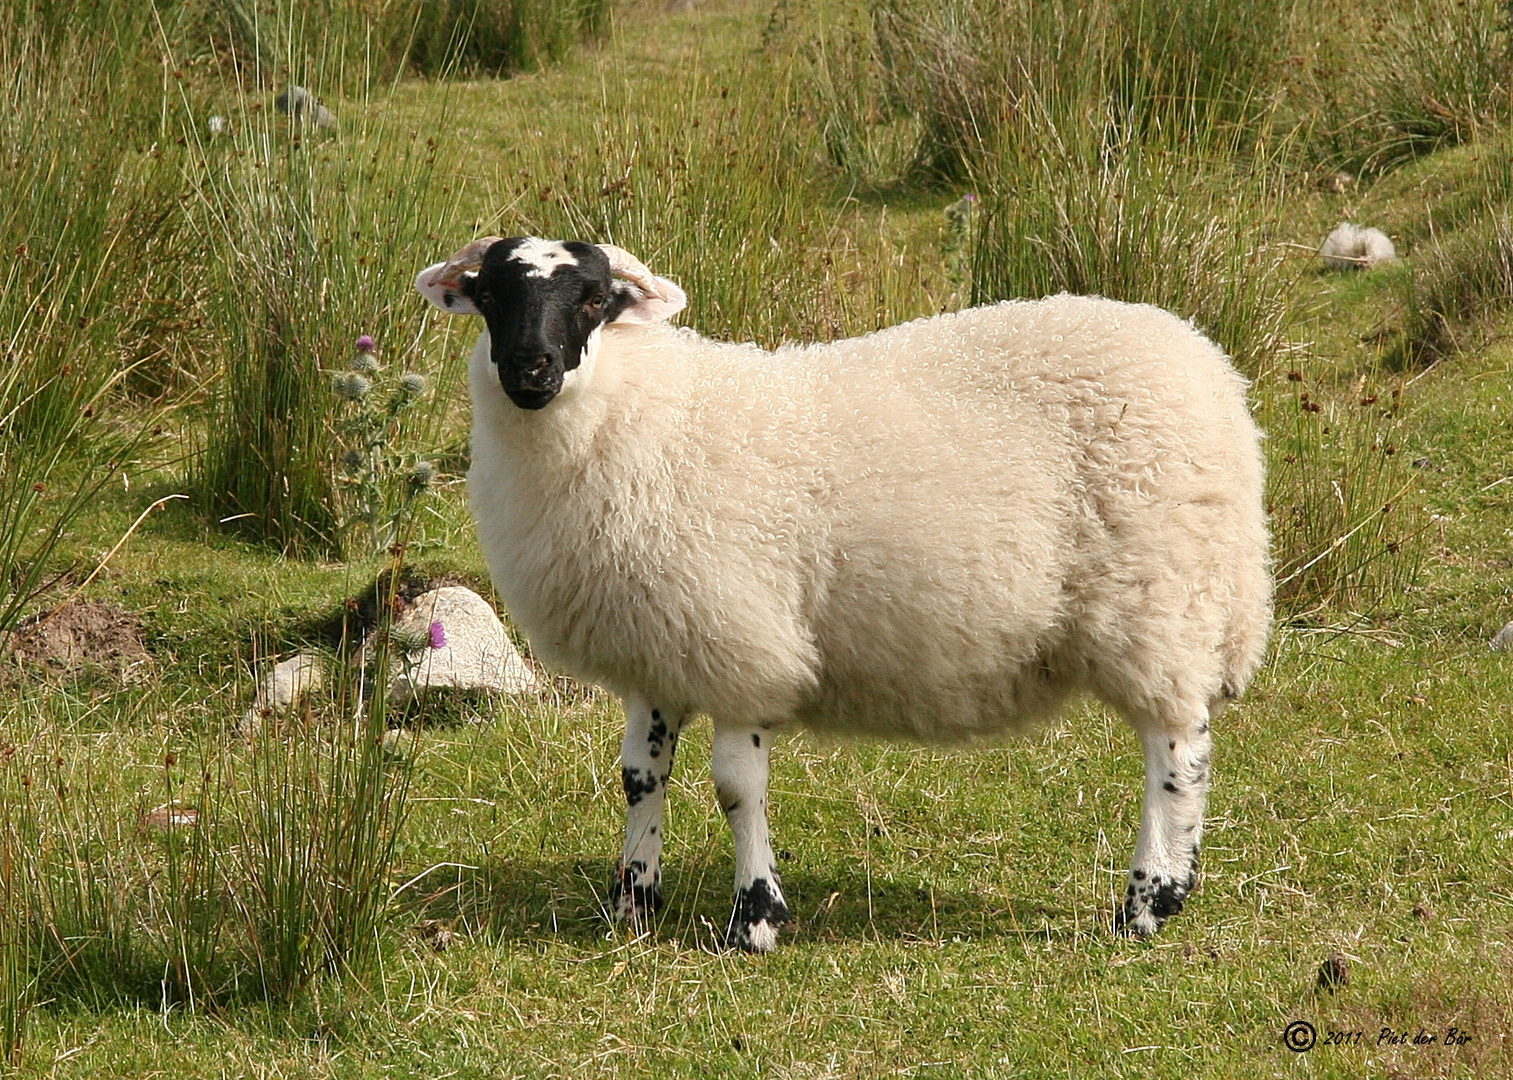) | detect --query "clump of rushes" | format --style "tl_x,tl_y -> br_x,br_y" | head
332,335 -> 438,555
